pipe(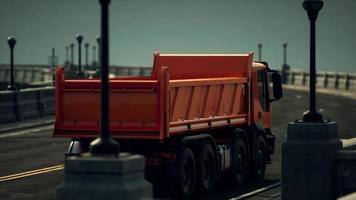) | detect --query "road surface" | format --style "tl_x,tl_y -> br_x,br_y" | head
1,89 -> 355,199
